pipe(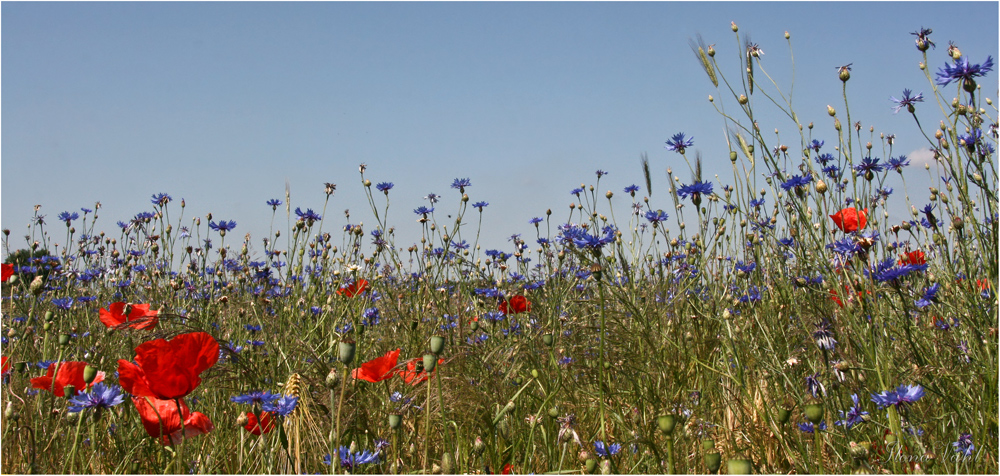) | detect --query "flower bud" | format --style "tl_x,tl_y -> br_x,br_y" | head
585,458 -> 597,474
727,459 -> 753,475
731,22 -> 738,32
827,105 -> 836,116
657,414 -> 677,435
63,384 -> 76,397
839,69 -> 851,82
804,401 -> 824,424
29,276 -> 45,296
542,333 -> 553,346
738,94 -> 748,105
389,413 -> 402,430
